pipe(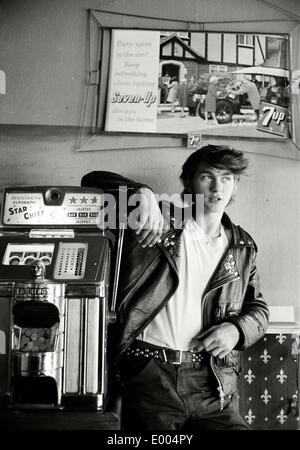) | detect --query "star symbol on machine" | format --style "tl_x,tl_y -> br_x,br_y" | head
69,196 -> 77,204
91,196 -> 98,204
80,196 -> 88,204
